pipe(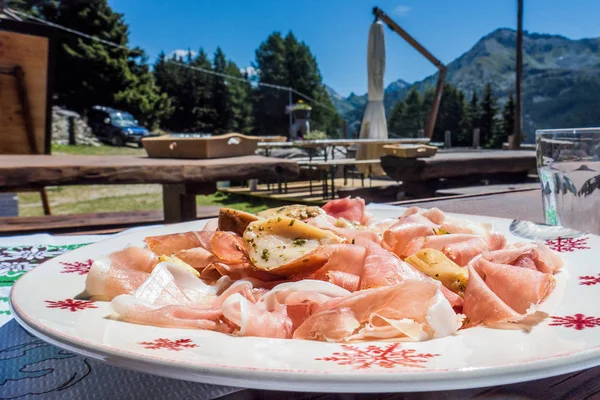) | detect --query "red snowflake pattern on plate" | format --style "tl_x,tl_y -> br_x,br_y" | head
579,275 -> 600,286
316,343 -> 438,370
138,338 -> 198,351
550,314 -> 600,330
45,299 -> 97,312
59,259 -> 93,275
545,237 -> 590,252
